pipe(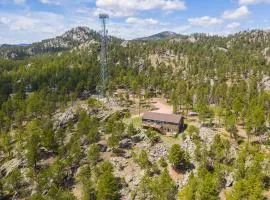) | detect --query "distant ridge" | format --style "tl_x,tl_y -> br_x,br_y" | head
0,26 -> 121,60
135,31 -> 186,41
0,44 -> 30,48
1,28 -> 270,59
